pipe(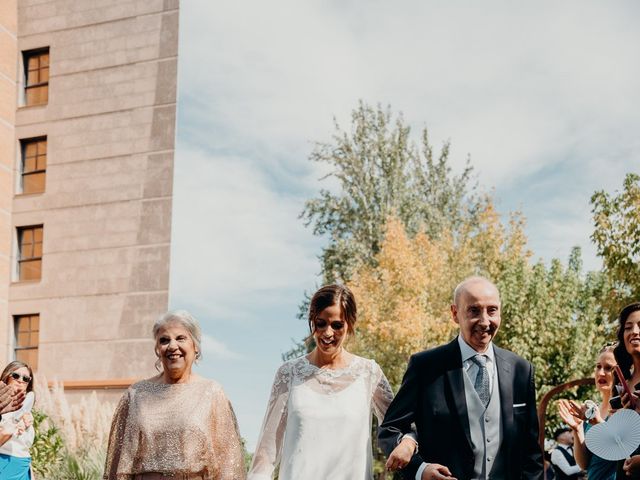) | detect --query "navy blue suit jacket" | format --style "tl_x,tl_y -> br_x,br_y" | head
378,337 -> 543,480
